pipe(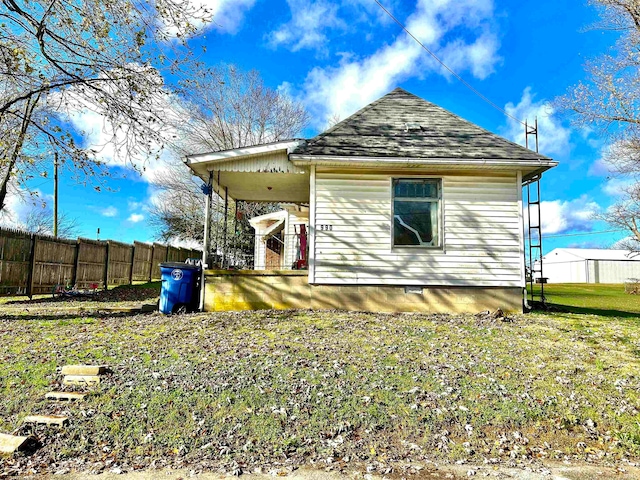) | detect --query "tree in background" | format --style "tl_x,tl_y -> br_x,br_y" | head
148,65 -> 309,252
0,0 -> 211,212
25,206 -> 79,238
557,0 -> 640,248
176,65 -> 309,154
